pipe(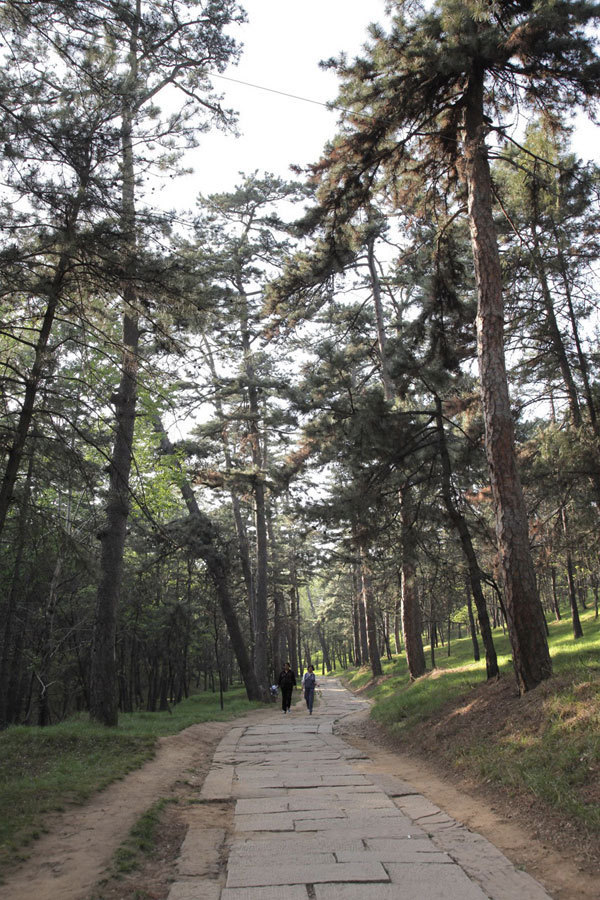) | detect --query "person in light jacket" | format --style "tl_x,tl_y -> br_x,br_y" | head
301,664 -> 317,714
